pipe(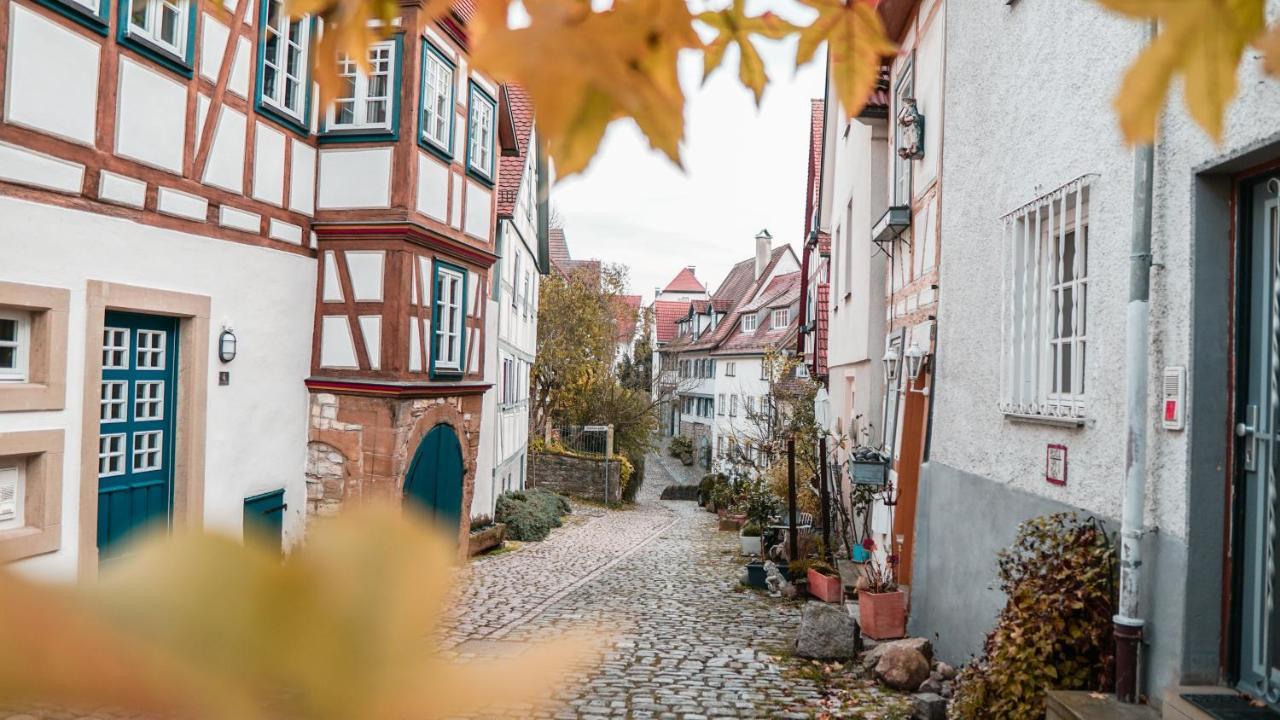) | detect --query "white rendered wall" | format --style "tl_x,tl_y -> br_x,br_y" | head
0,196 -> 315,581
